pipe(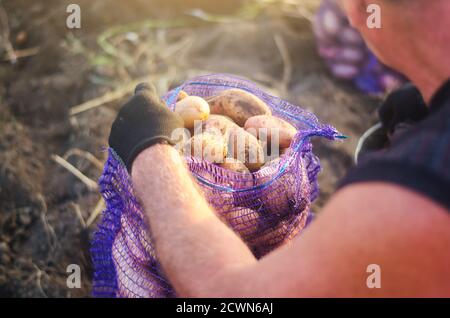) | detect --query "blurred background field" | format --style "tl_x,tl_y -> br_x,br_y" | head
0,0 -> 380,297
